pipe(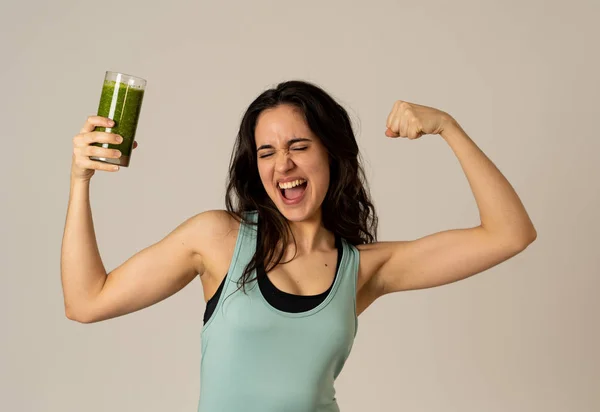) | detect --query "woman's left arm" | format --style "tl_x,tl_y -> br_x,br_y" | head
360,101 -> 537,297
